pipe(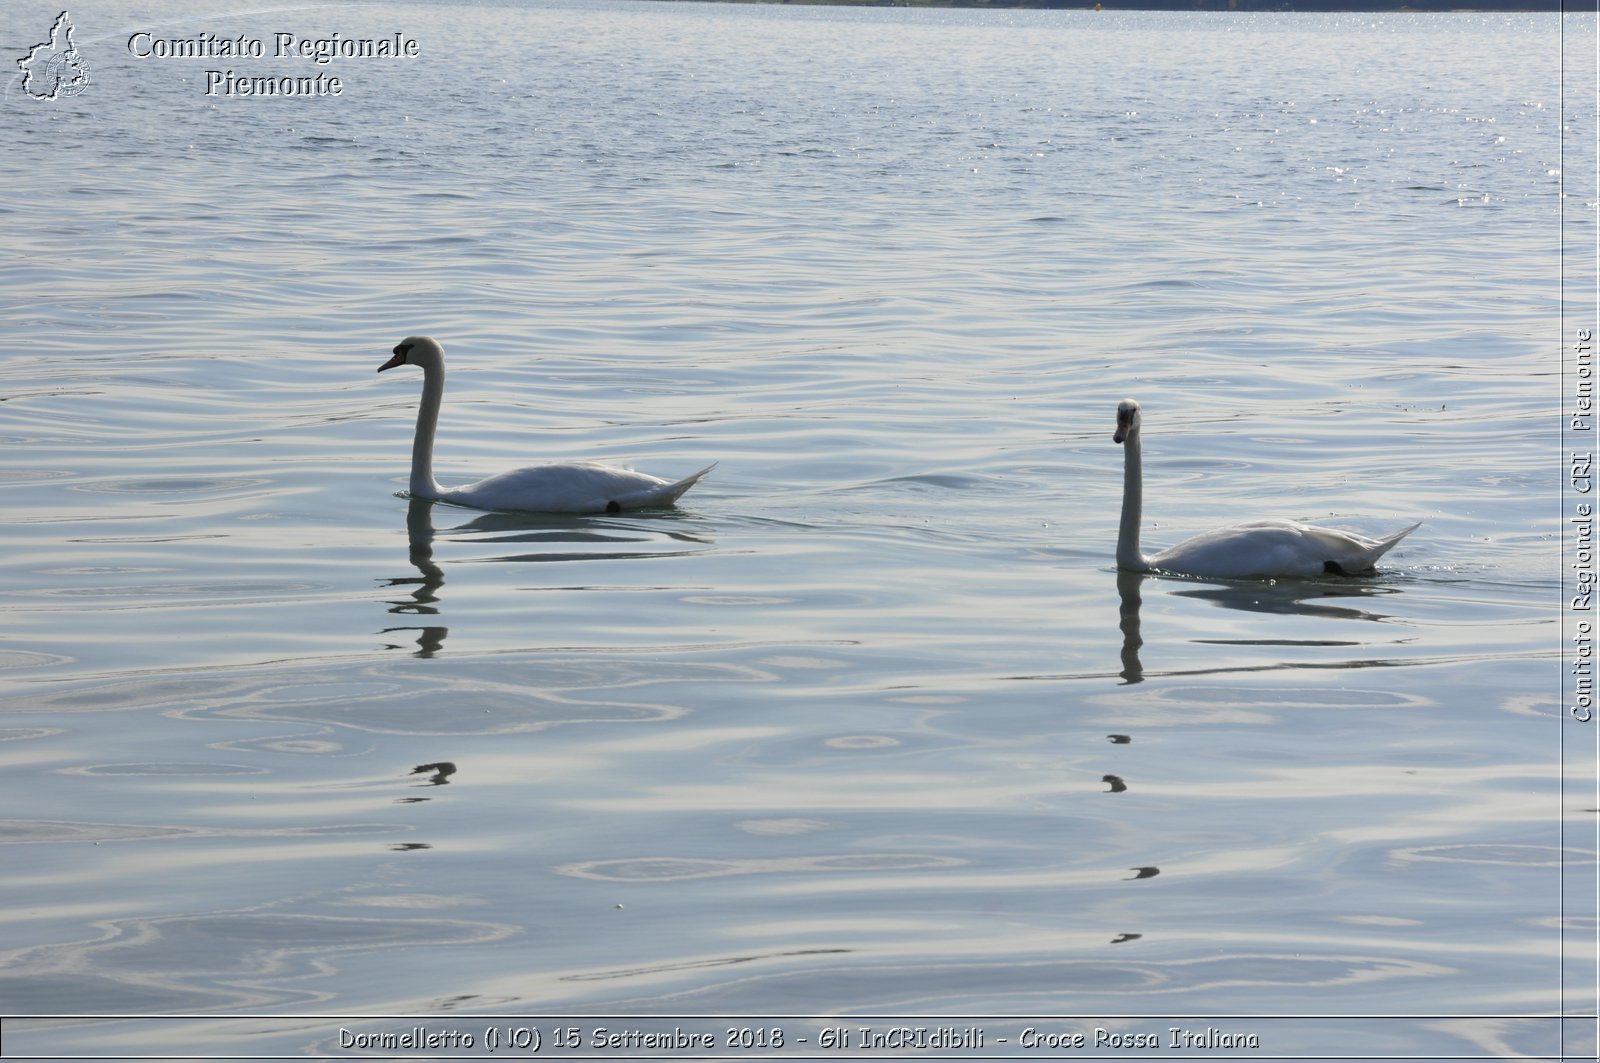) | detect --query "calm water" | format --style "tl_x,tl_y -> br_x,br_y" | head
0,0 -> 1593,1057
